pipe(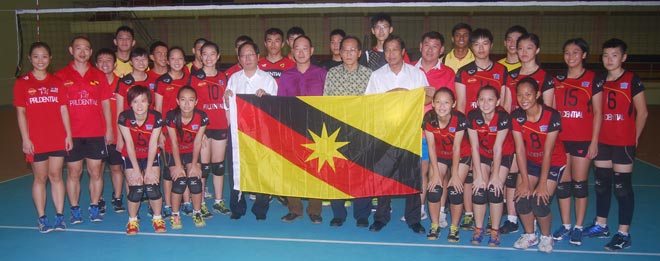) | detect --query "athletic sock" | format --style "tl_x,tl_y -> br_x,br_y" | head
507,215 -> 518,223
563,224 -> 571,229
